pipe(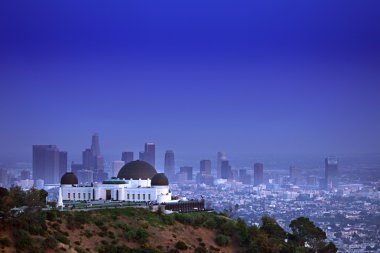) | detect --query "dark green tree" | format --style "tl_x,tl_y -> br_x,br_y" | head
289,217 -> 332,253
